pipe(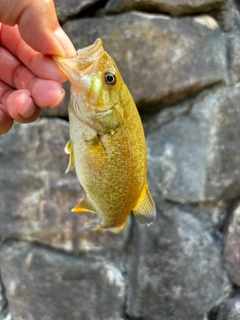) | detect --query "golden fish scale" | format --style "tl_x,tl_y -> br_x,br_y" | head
69,89 -> 146,228
53,38 -> 155,230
